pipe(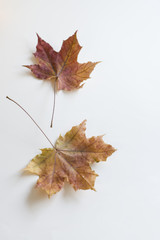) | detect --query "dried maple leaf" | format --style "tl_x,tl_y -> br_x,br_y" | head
25,31 -> 98,91
24,120 -> 115,197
